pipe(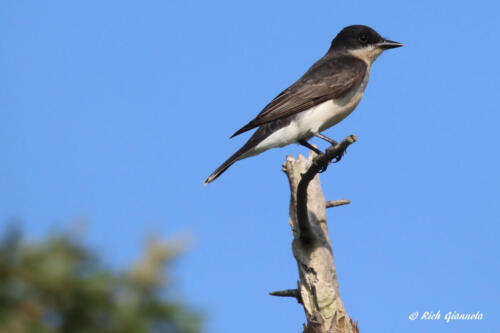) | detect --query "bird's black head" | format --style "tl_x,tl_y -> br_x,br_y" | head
329,25 -> 402,60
